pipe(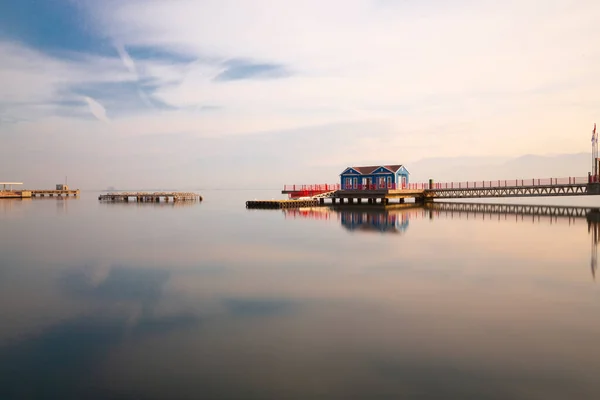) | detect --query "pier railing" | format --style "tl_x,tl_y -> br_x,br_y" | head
283,184 -> 341,192
408,176 -> 589,190
284,183 -> 404,191
339,183 -> 403,190
284,177 -> 591,193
